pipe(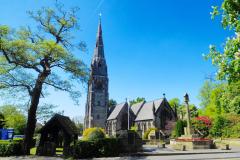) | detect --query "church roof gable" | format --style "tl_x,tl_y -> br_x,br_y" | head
107,102 -> 127,120
134,98 -> 166,121
135,101 -> 154,121
131,101 -> 145,116
154,98 -> 164,112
